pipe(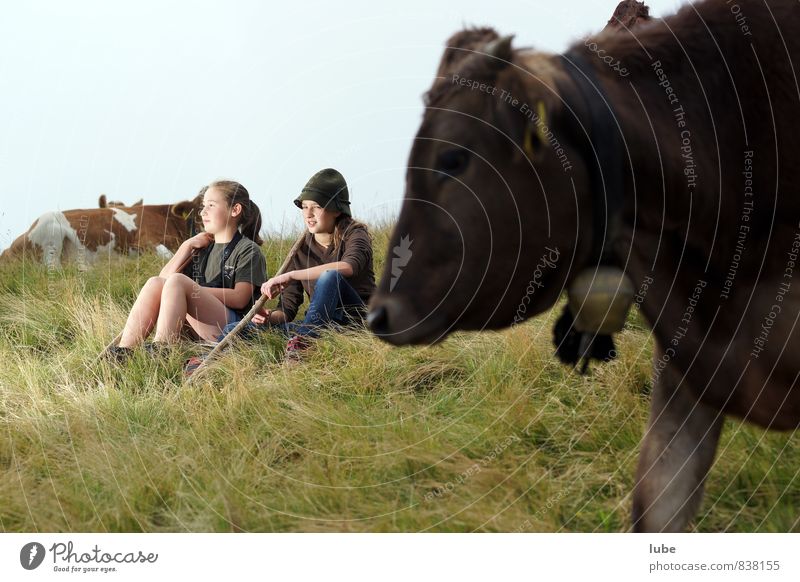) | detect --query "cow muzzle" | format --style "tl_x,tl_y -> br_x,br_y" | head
368,294 -> 450,346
